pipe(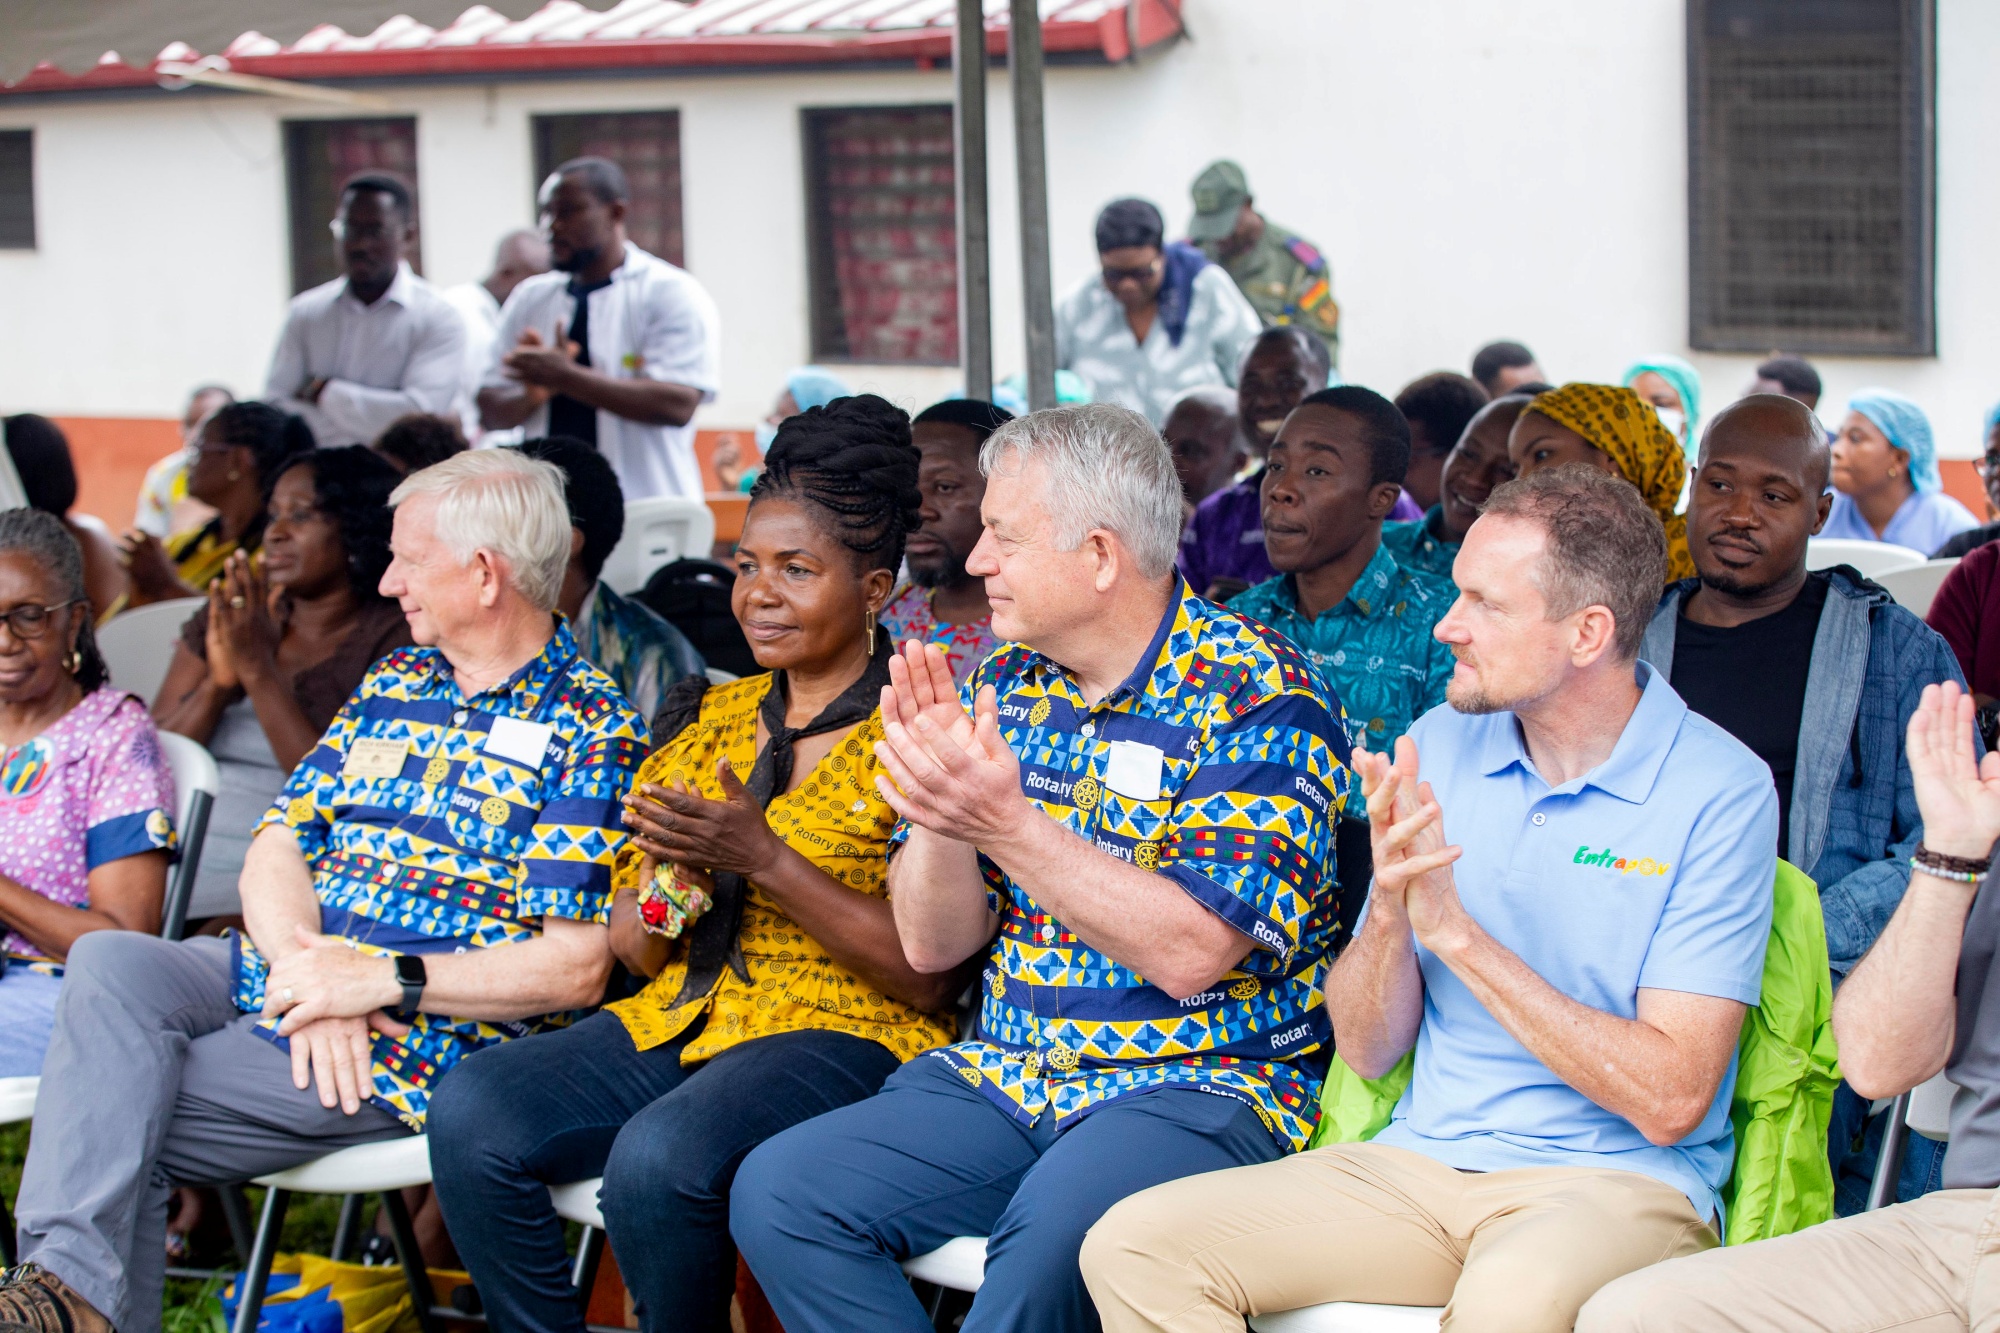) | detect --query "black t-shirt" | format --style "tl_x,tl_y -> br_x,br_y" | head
548,276 -> 612,445
1671,572 -> 1831,855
